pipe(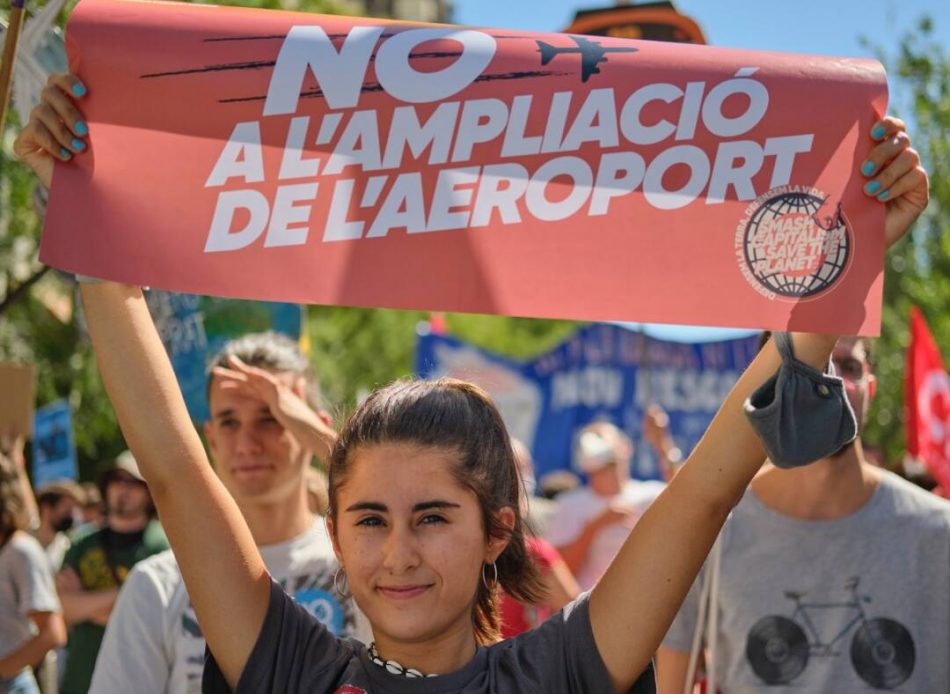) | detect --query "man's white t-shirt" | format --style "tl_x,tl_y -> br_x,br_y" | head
89,518 -> 371,694
545,479 -> 665,590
